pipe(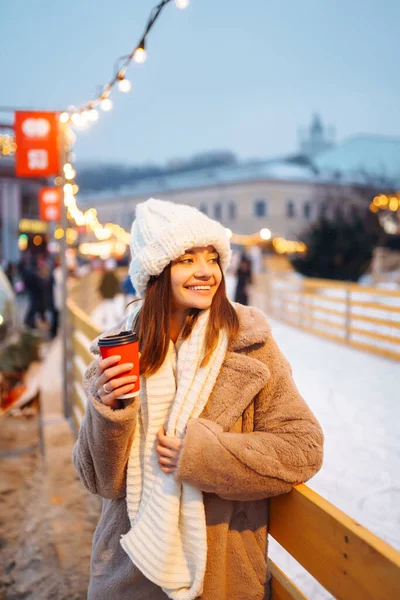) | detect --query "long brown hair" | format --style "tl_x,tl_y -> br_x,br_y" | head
134,264 -> 239,376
